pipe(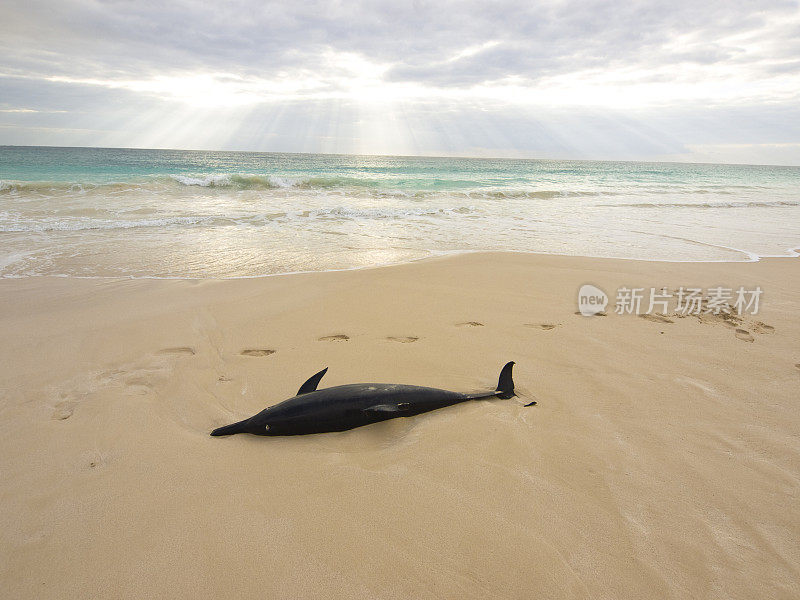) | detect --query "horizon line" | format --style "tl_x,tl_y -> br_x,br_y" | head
1,143 -> 799,169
